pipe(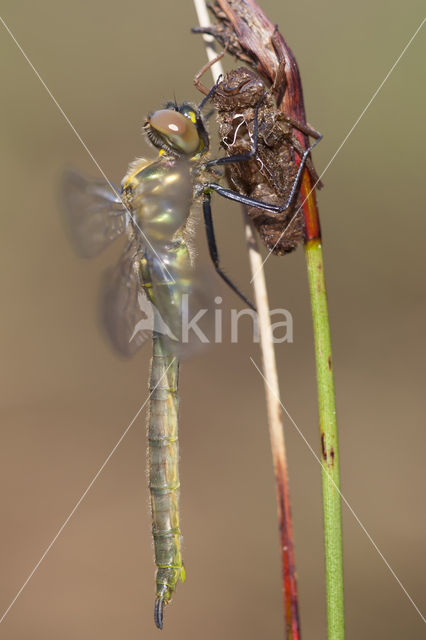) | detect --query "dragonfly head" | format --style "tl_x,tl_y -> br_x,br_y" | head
144,102 -> 209,158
